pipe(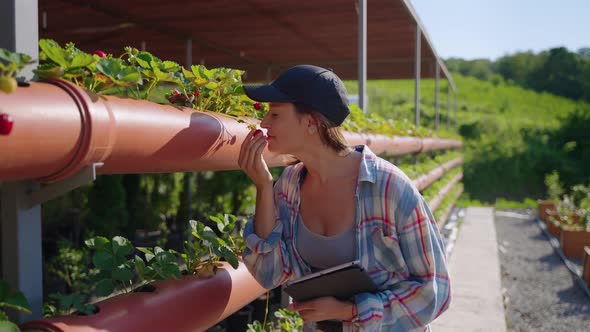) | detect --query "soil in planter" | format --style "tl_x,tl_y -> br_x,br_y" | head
133,284 -> 156,293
